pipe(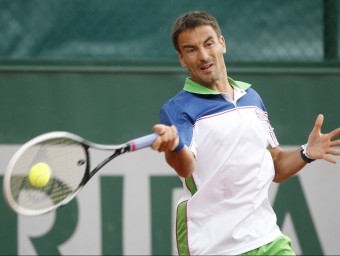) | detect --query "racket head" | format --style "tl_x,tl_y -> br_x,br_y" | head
3,132 -> 90,216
